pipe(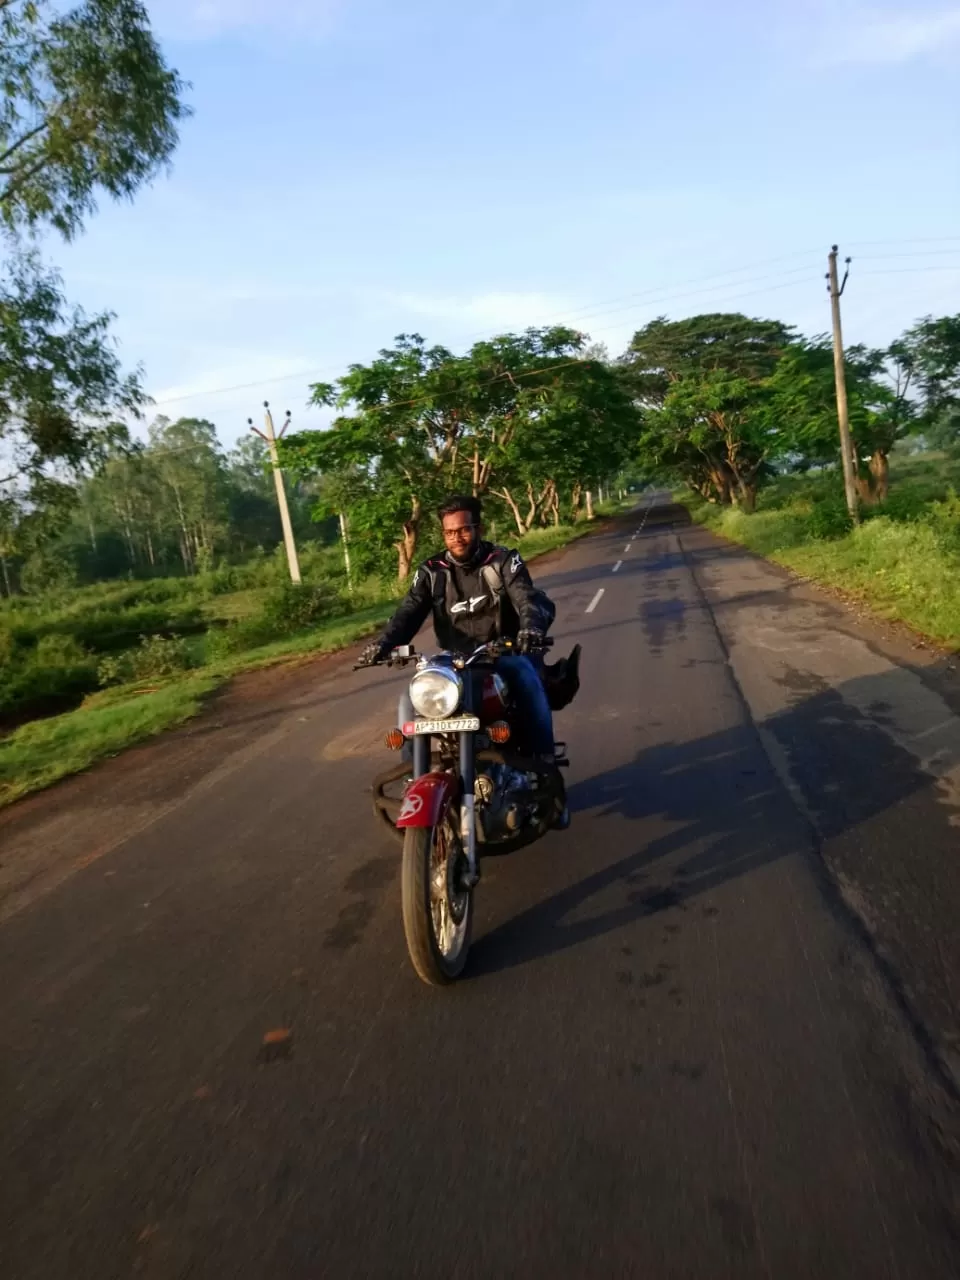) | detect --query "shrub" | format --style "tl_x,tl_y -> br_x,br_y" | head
260,580 -> 343,634
873,488 -> 929,523
806,497 -> 853,541
97,635 -> 195,688
0,633 -> 98,721
204,618 -> 274,661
